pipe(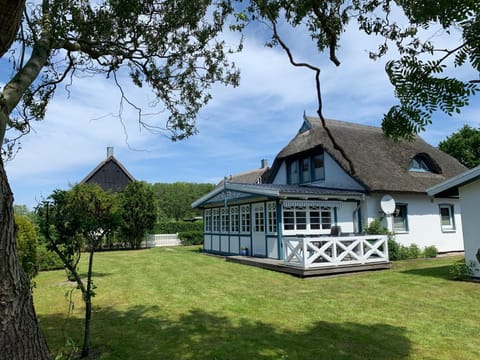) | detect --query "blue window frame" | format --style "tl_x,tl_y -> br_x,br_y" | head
287,151 -> 325,184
